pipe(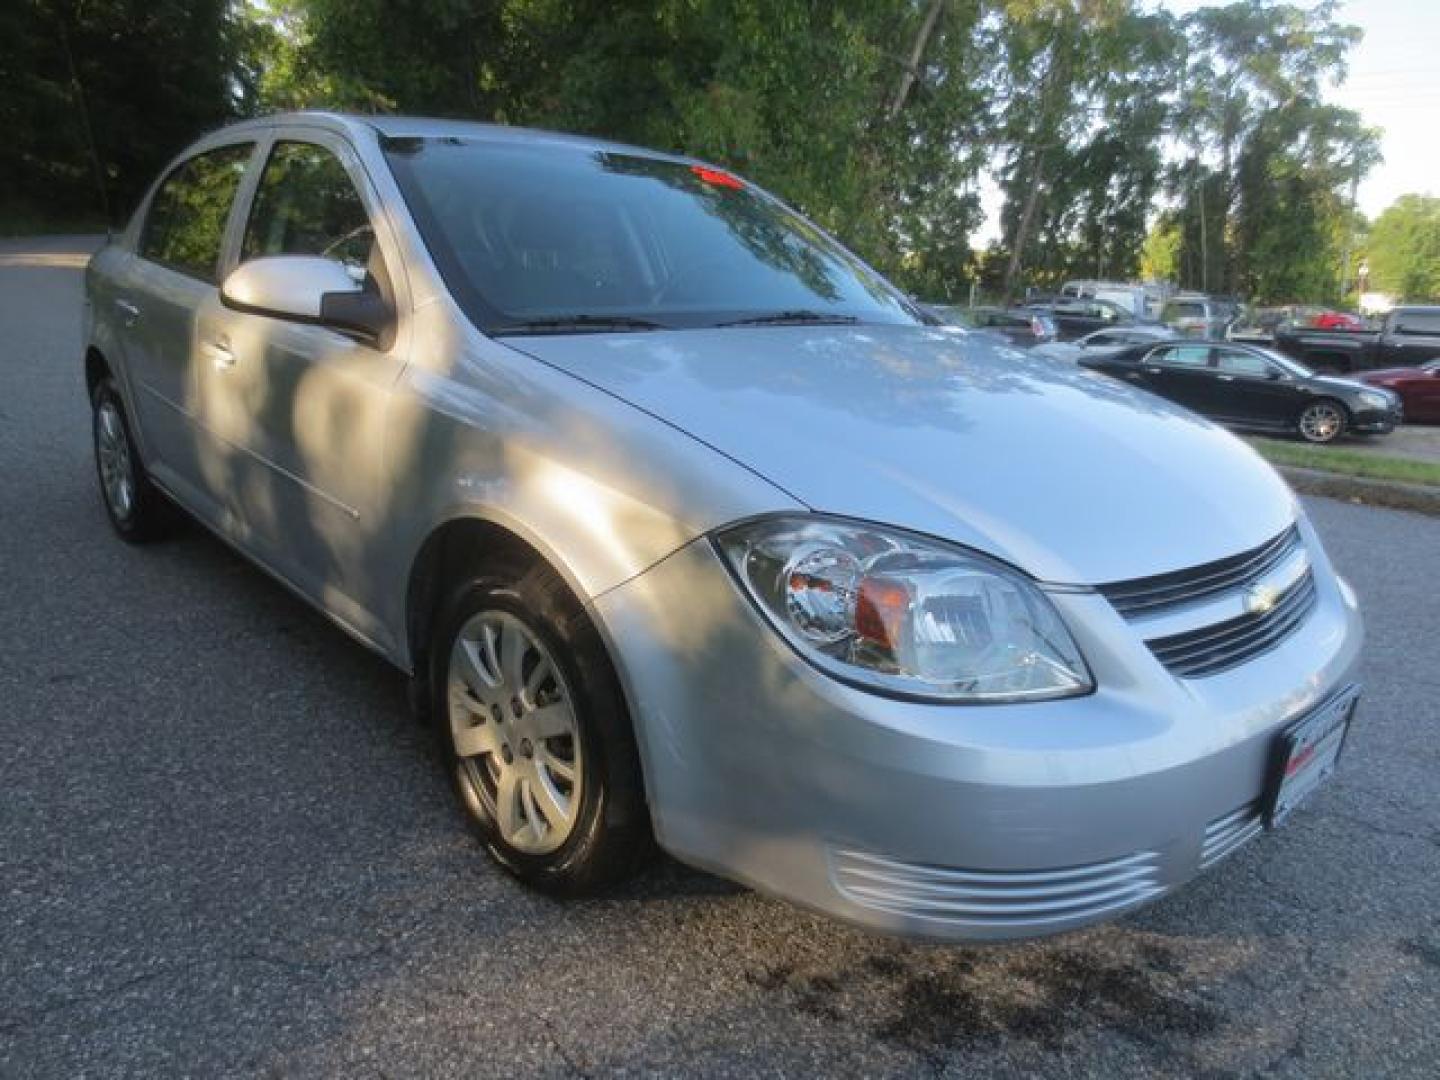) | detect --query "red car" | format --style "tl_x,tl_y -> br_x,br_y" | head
1359,360 -> 1440,422
1312,310 -> 1365,331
